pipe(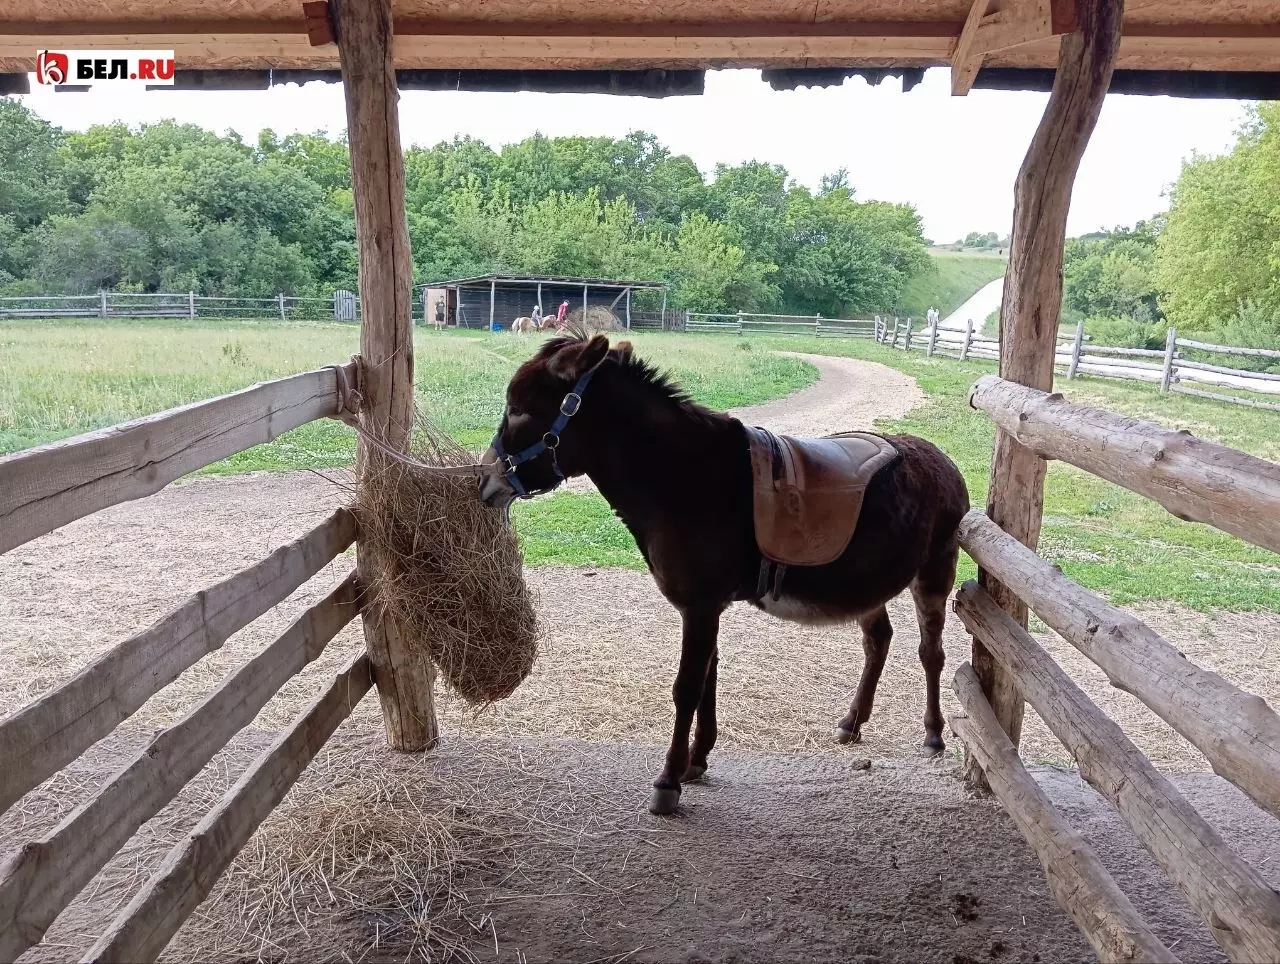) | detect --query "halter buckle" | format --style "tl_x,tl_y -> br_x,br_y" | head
560,392 -> 583,417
